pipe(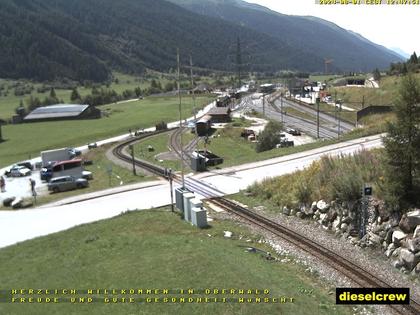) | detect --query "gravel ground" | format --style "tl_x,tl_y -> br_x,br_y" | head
210,202 -> 419,315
